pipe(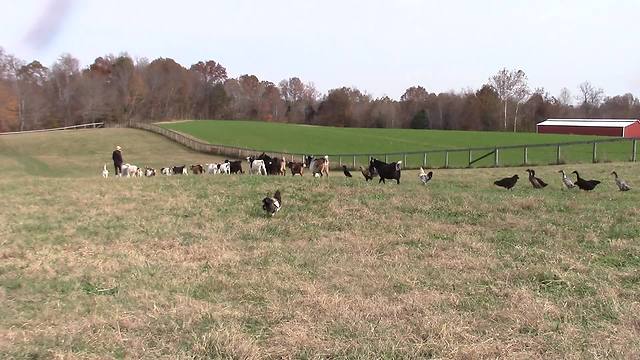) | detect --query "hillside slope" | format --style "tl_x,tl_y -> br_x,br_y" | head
0,128 -> 226,177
